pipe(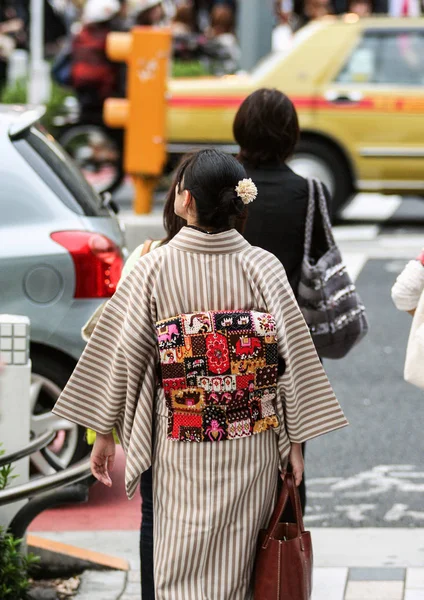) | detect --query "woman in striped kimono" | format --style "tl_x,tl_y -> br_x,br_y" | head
53,149 -> 348,600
